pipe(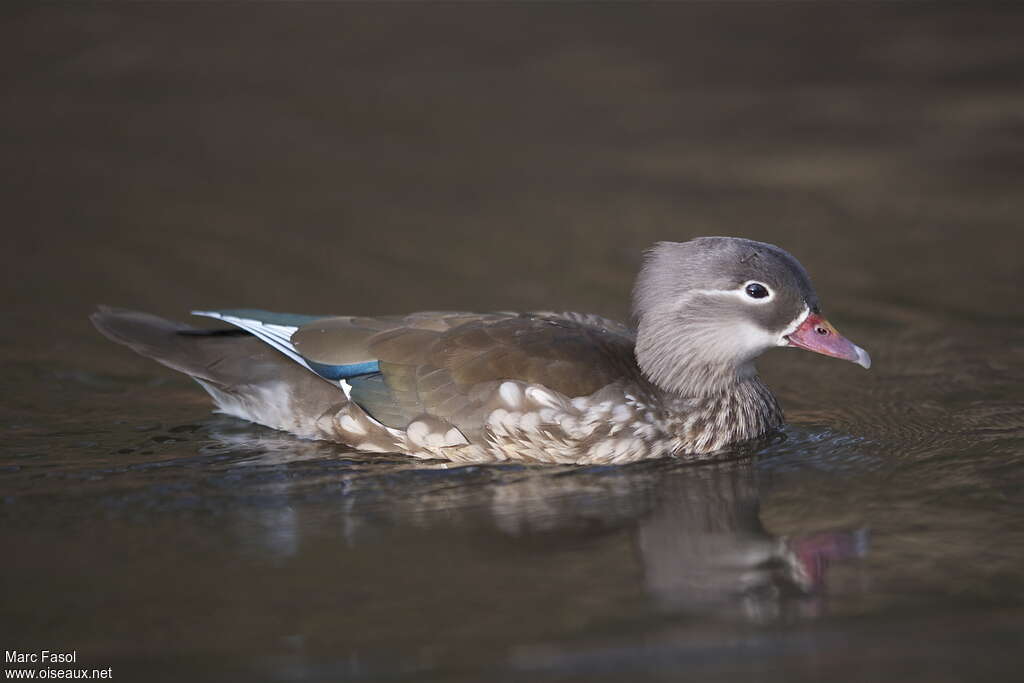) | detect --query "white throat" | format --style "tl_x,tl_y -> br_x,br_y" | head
776,306 -> 810,347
